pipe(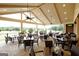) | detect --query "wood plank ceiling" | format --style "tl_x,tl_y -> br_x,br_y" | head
0,3 -> 76,25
